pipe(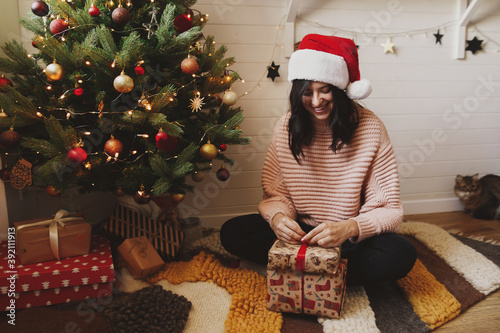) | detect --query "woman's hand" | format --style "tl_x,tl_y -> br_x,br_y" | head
301,219 -> 359,248
270,213 -> 306,244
